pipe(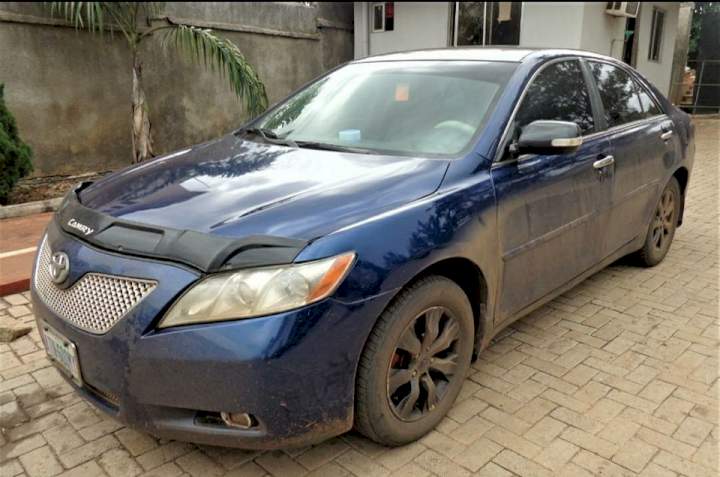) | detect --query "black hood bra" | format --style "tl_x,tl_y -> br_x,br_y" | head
52,182 -> 308,273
